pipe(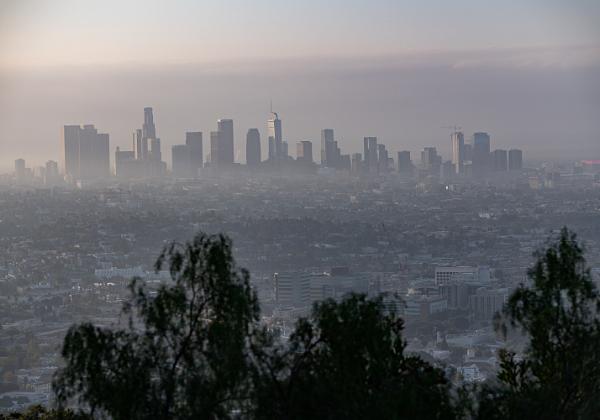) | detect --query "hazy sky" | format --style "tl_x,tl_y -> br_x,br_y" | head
0,0 -> 599,170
